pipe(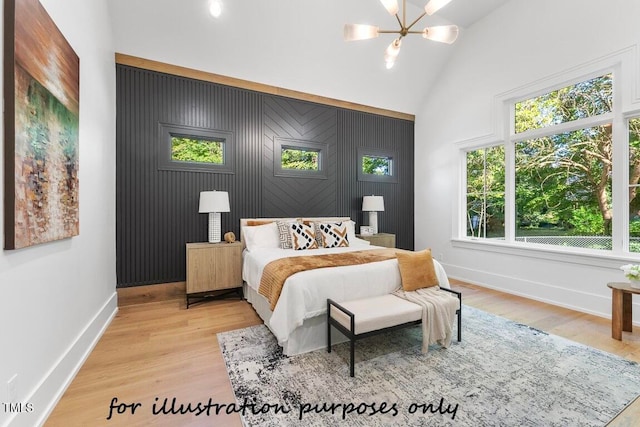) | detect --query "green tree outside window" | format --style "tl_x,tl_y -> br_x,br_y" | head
171,137 -> 224,164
